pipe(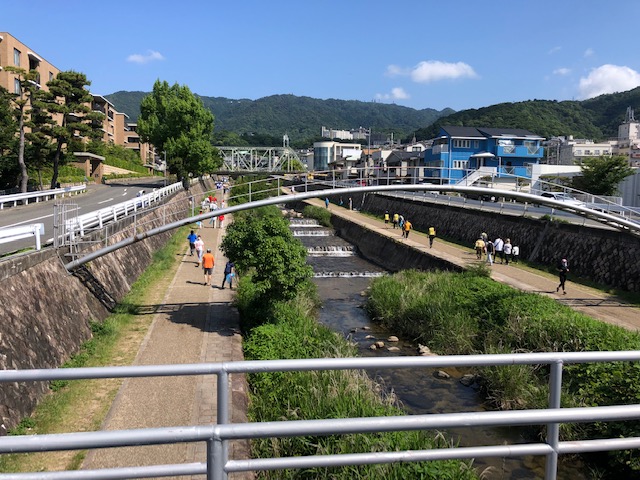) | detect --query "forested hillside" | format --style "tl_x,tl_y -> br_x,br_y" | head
106,91 -> 452,145
106,87 -> 640,146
